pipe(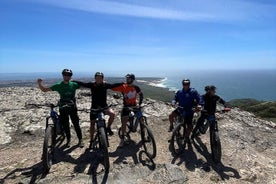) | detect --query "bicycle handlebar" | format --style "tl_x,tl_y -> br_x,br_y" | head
174,105 -> 202,112
91,104 -> 118,112
123,102 -> 154,111
201,107 -> 231,114
78,104 -> 118,113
